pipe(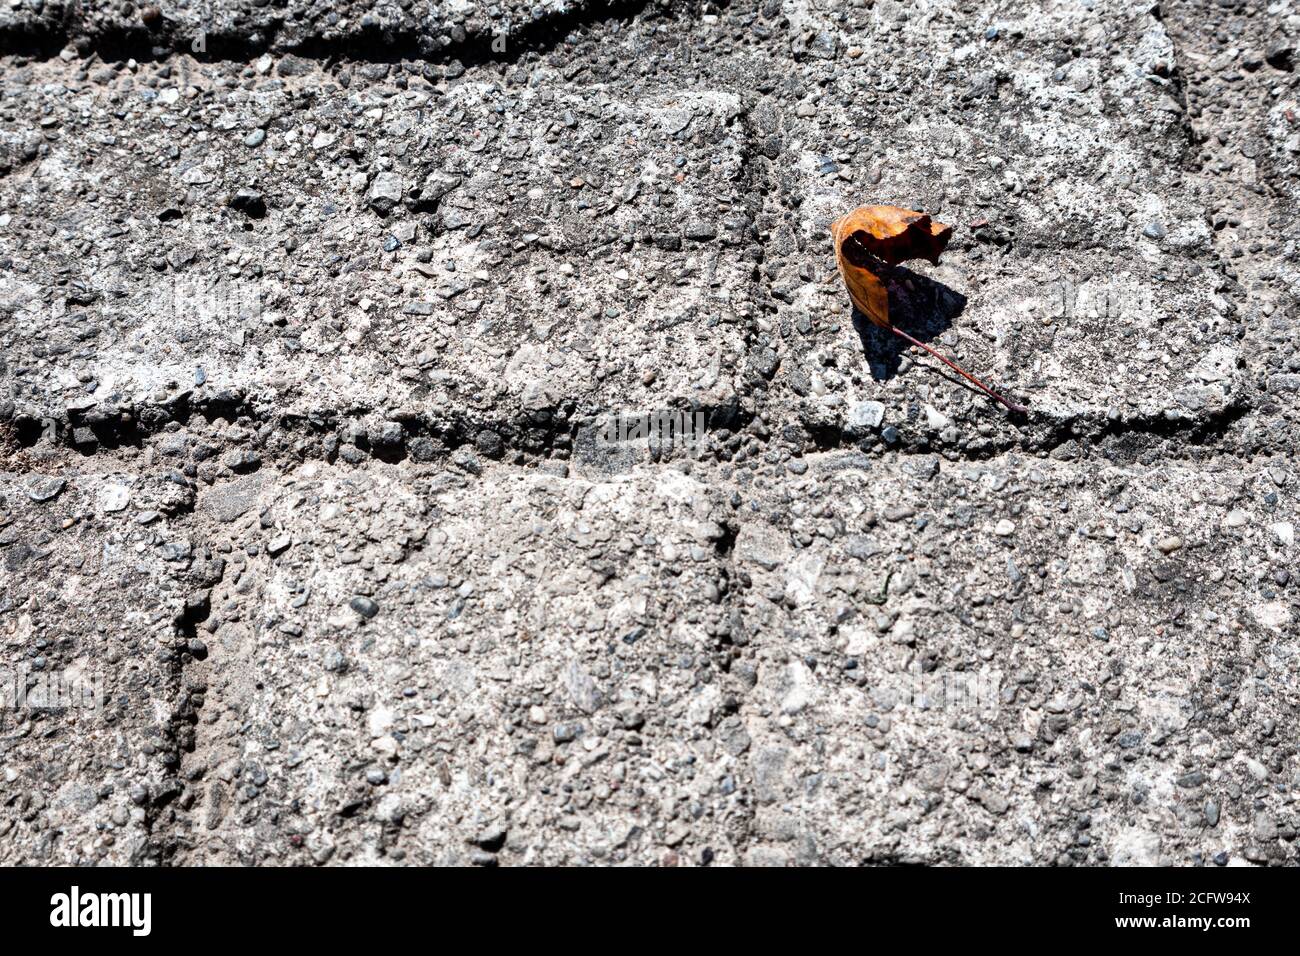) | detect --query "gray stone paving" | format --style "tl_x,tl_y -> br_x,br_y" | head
1,0 -> 1298,865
